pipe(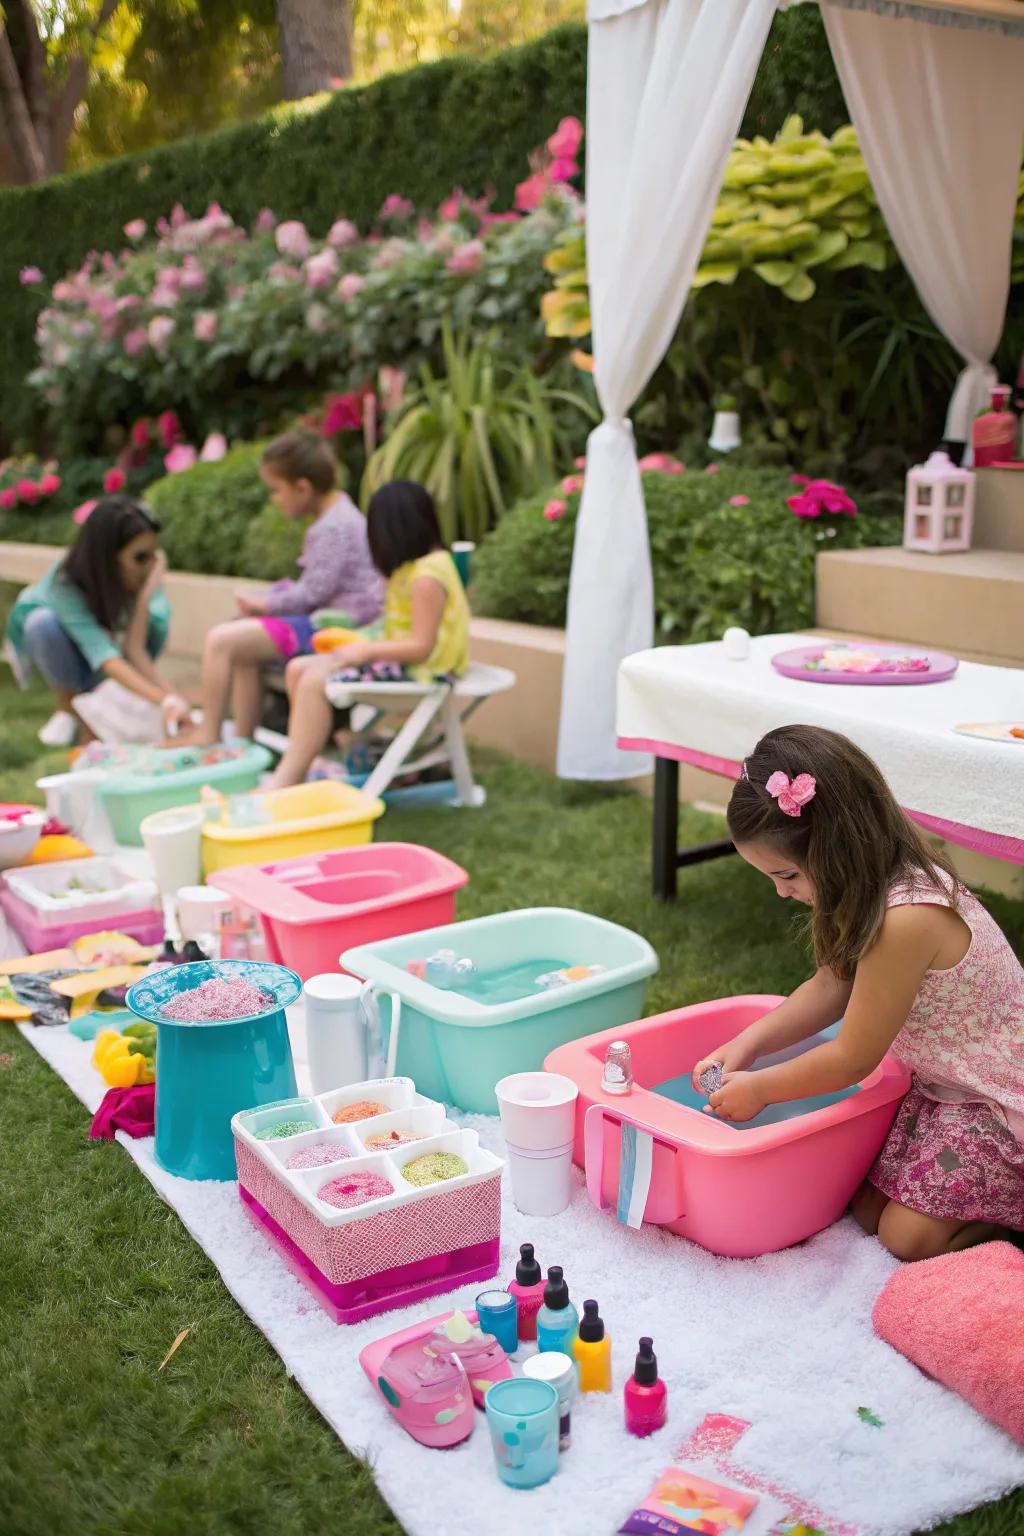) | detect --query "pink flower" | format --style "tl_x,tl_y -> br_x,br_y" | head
164,444 -> 197,474
336,273 -> 365,302
116,295 -> 142,313
417,217 -> 435,243
304,249 -> 339,290
543,497 -> 568,522
199,432 -> 228,463
378,365 -> 406,415
38,472 -> 61,496
147,316 -> 175,350
327,218 -> 358,249
72,499 -> 97,524
705,462 -> 720,474
789,473 -> 810,486
574,456 -> 587,469
787,479 -> 857,520
562,474 -> 584,495
445,239 -> 484,276
374,238 -> 406,270
268,262 -> 302,284
16,479 -> 40,503
19,266 -> 43,285
0,488 -> 17,510
123,328 -> 148,357
728,495 -> 750,507
379,194 -> 414,220
547,116 -> 583,161
131,418 -> 151,448
549,157 -> 579,185
170,202 -> 189,228
322,392 -> 363,434
150,286 -> 178,309
639,453 -> 685,475
275,220 -> 311,261
124,219 -> 147,241
103,467 -> 126,493
255,207 -> 277,233
439,189 -> 463,221
193,311 -> 218,342
157,265 -> 182,290
480,211 -> 521,230
179,261 -> 207,294
515,173 -> 549,212
157,410 -> 182,449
